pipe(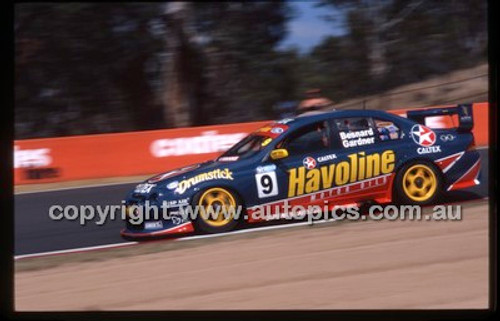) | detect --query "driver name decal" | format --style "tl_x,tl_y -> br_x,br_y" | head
340,128 -> 375,148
